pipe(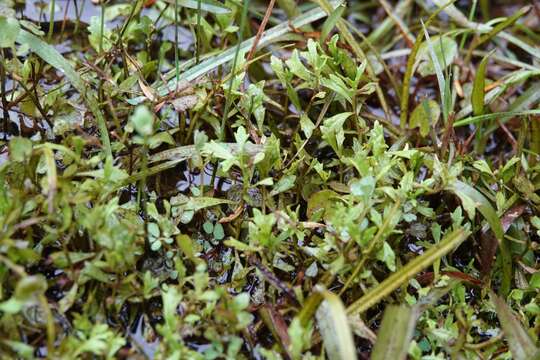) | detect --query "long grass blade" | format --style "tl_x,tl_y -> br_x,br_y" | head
347,228 -> 470,315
